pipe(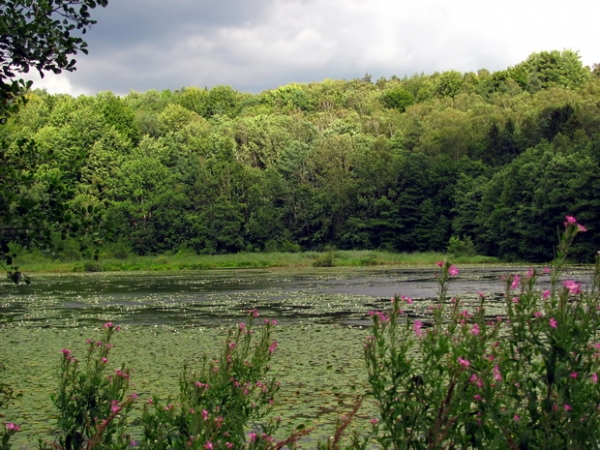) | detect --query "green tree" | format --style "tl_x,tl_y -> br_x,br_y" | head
435,70 -> 464,98
475,141 -> 600,261
515,50 -> 590,91
1,0 -> 108,280
380,87 -> 414,112
0,0 -> 109,116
